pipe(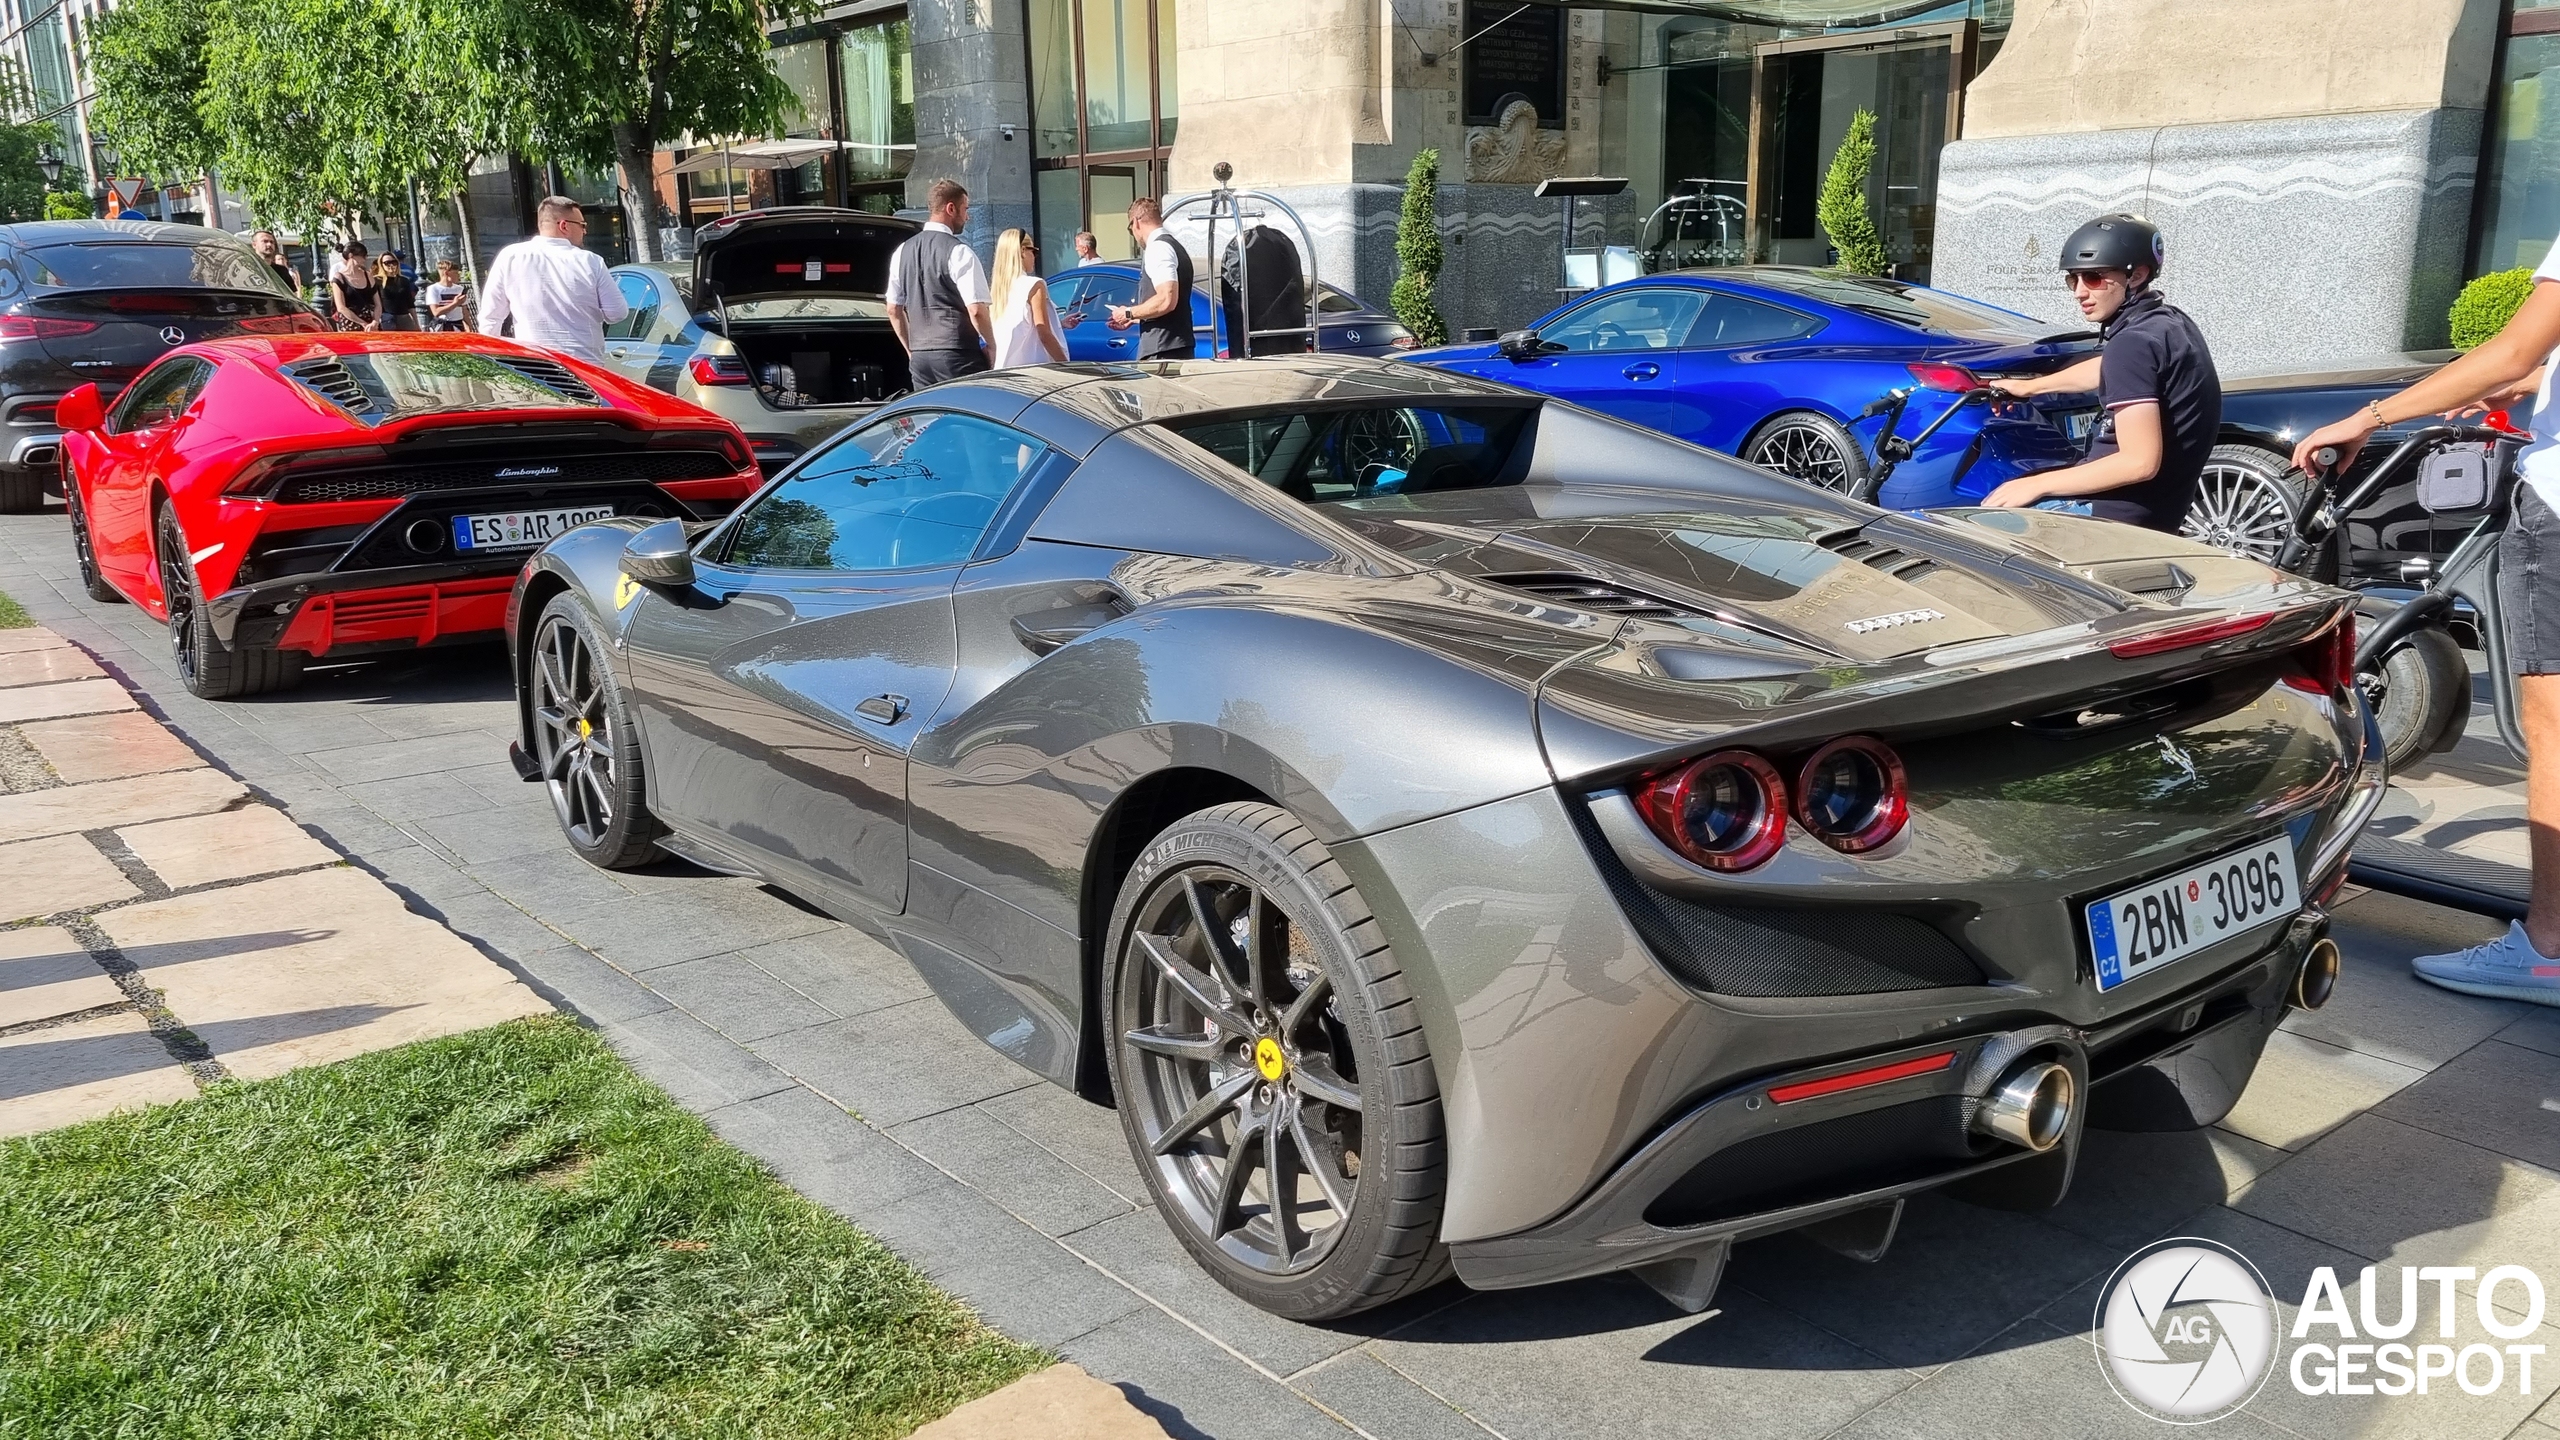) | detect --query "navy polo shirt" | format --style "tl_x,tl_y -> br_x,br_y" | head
2083,289 -> 2223,531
